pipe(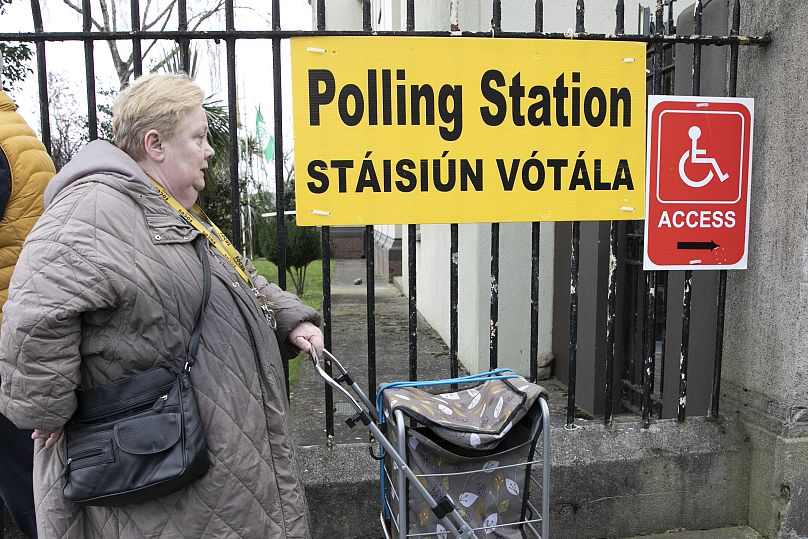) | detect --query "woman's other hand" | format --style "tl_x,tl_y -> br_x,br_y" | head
32,427 -> 63,449
288,321 -> 324,358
